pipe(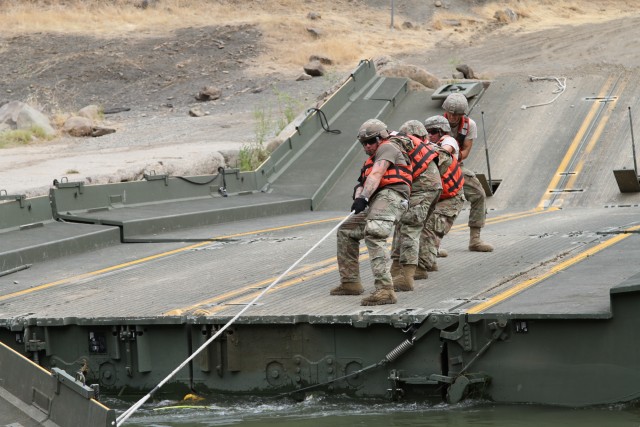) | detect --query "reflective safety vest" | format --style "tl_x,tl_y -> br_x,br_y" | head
359,141 -> 413,192
439,150 -> 464,200
405,134 -> 439,180
444,113 -> 470,147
